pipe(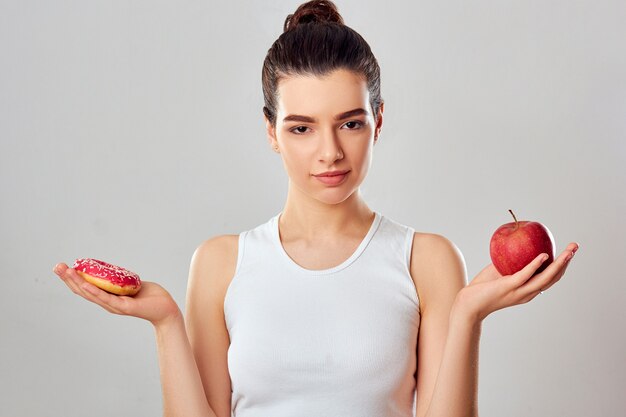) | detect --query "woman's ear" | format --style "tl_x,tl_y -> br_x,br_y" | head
264,115 -> 279,152
374,102 -> 384,142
